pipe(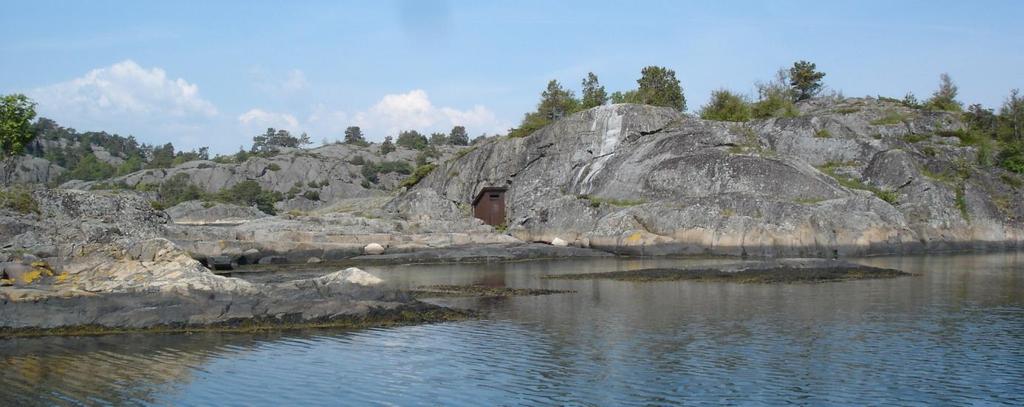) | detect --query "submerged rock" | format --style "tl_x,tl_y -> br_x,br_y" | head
545,259 -> 911,283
